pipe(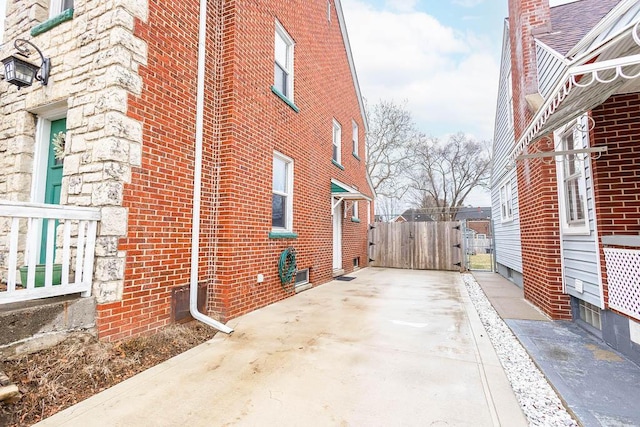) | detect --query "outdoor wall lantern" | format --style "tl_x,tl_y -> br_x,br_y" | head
2,39 -> 50,88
